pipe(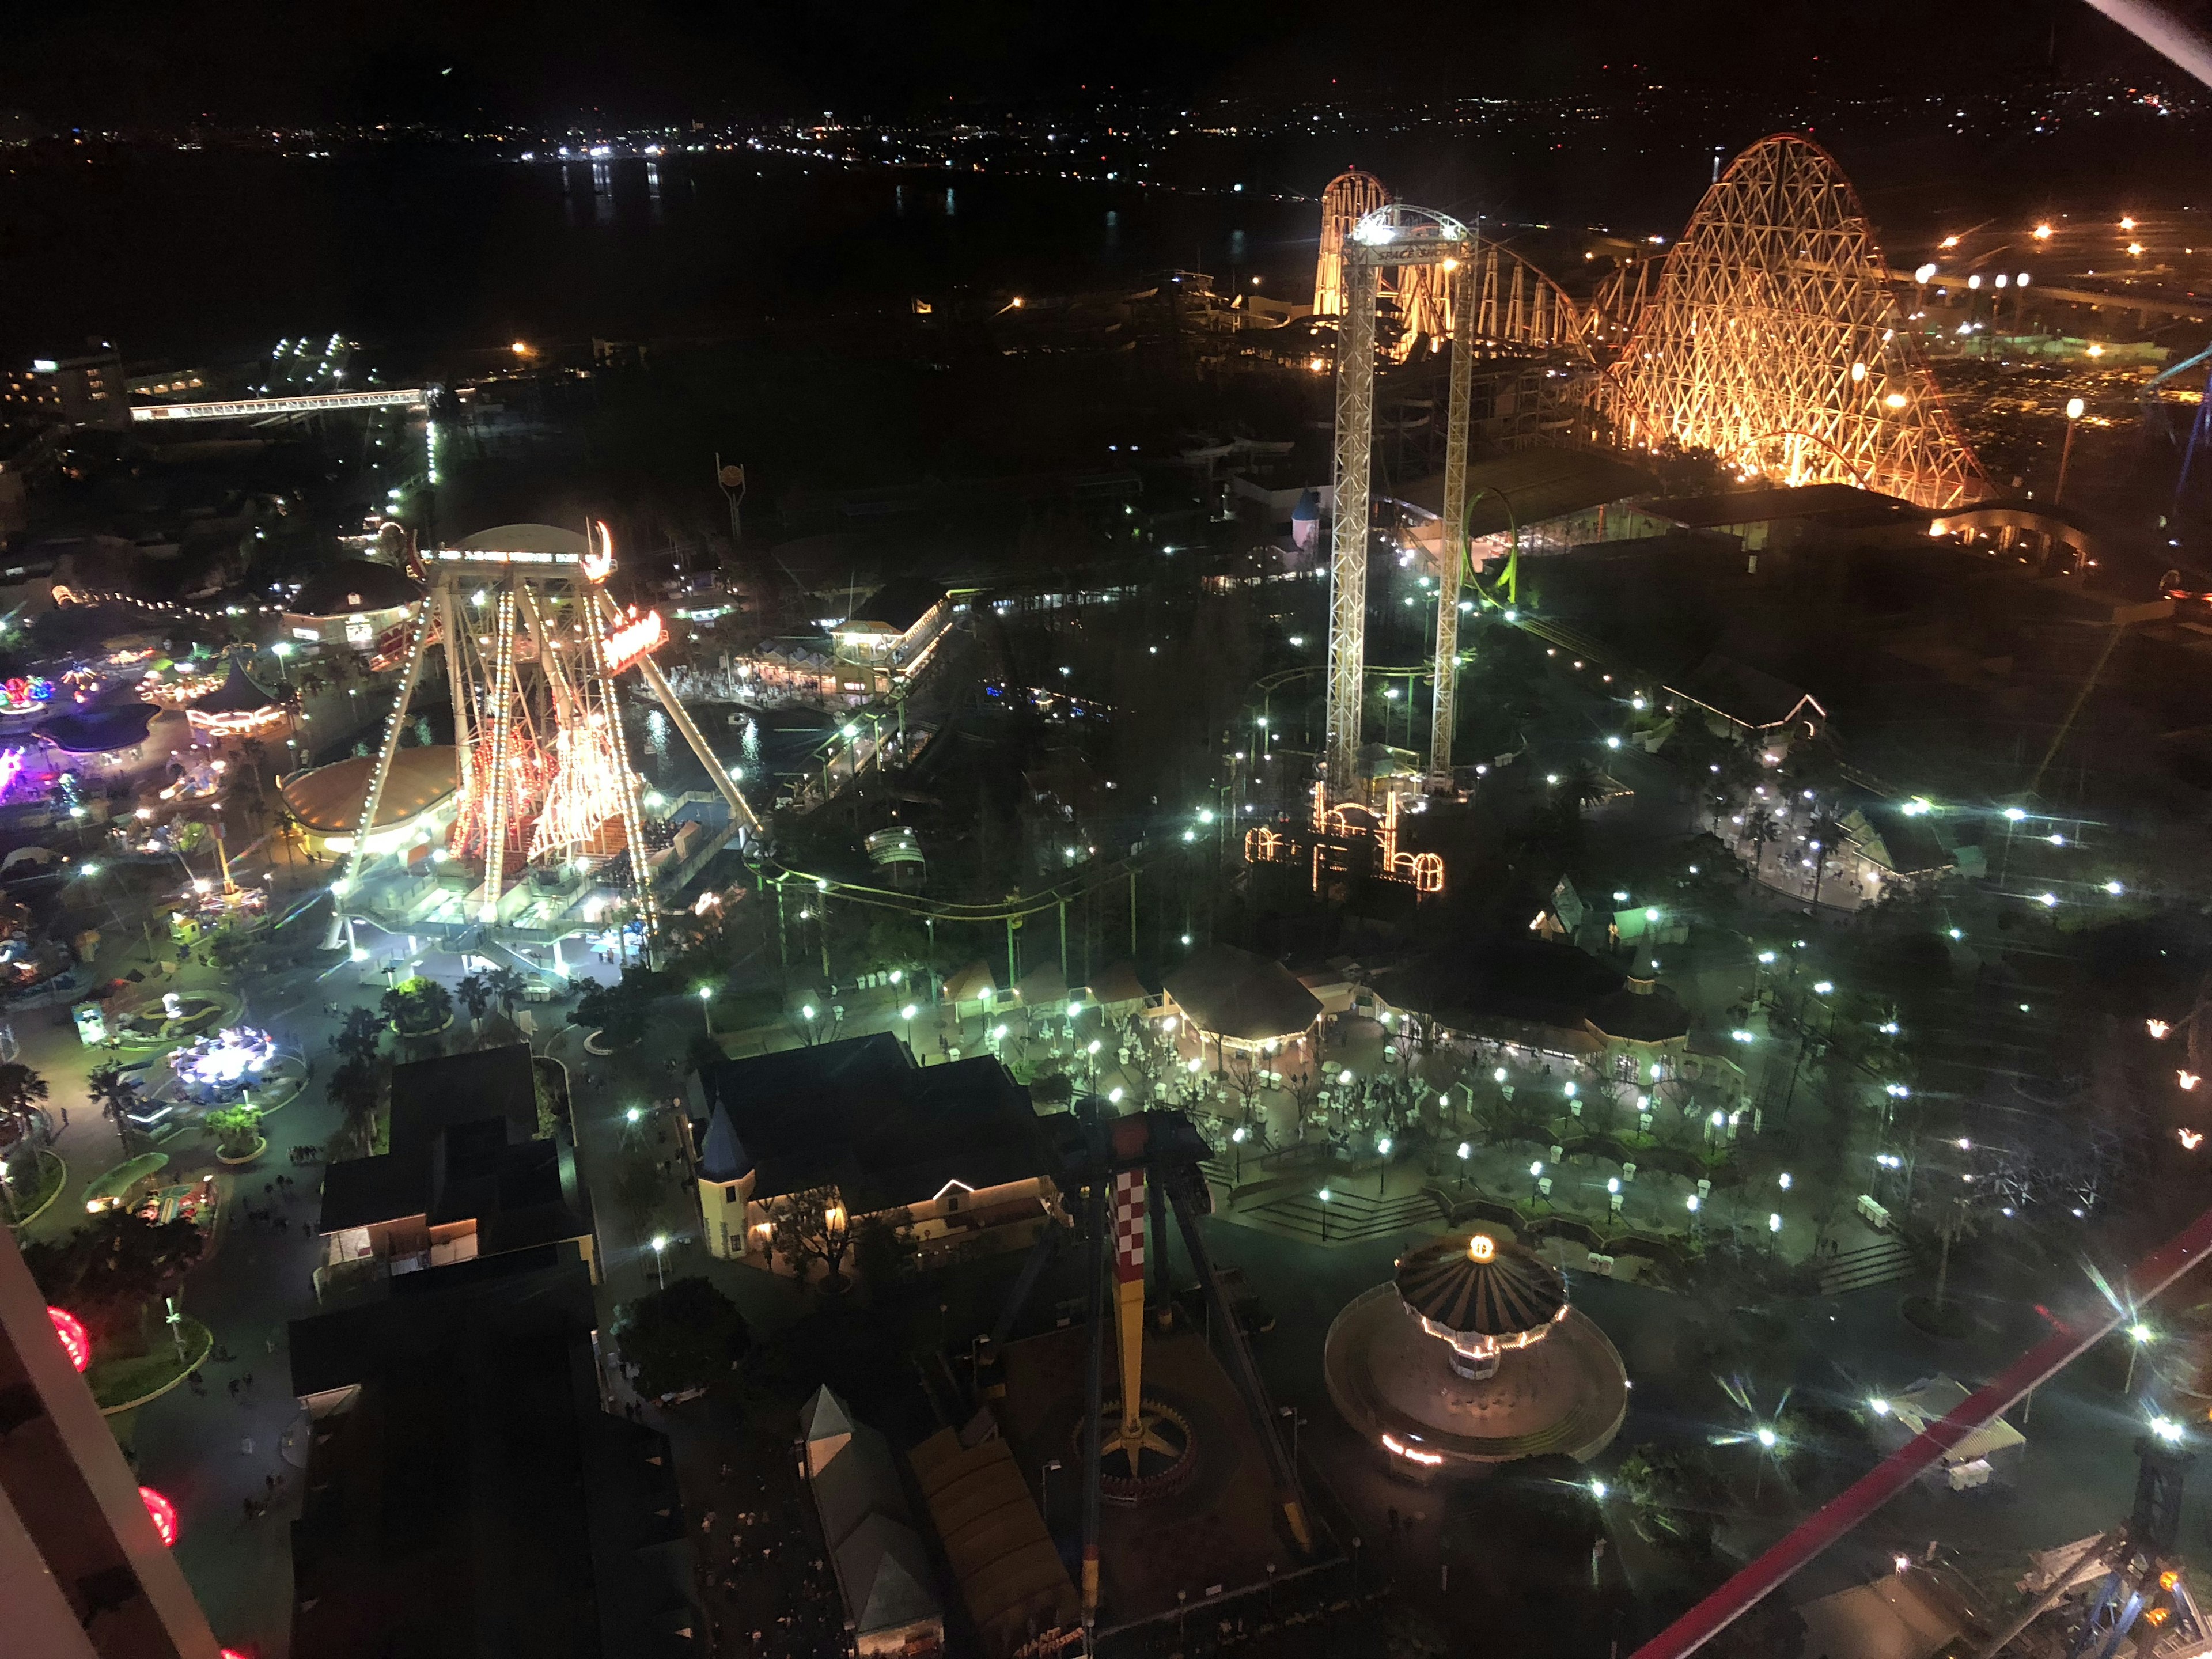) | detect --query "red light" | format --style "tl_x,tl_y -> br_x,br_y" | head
48,1306 -> 89,1372
139,1486 -> 177,1547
